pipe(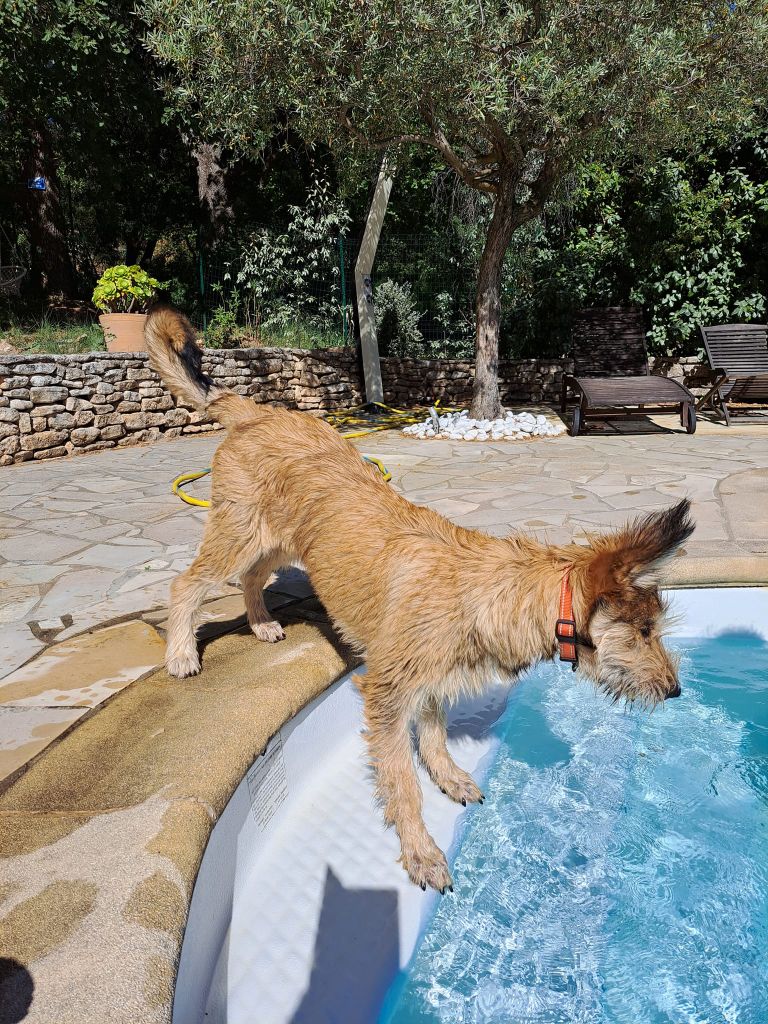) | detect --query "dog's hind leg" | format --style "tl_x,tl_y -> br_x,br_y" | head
416,695 -> 484,806
360,676 -> 452,892
166,515 -> 248,678
242,553 -> 287,643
